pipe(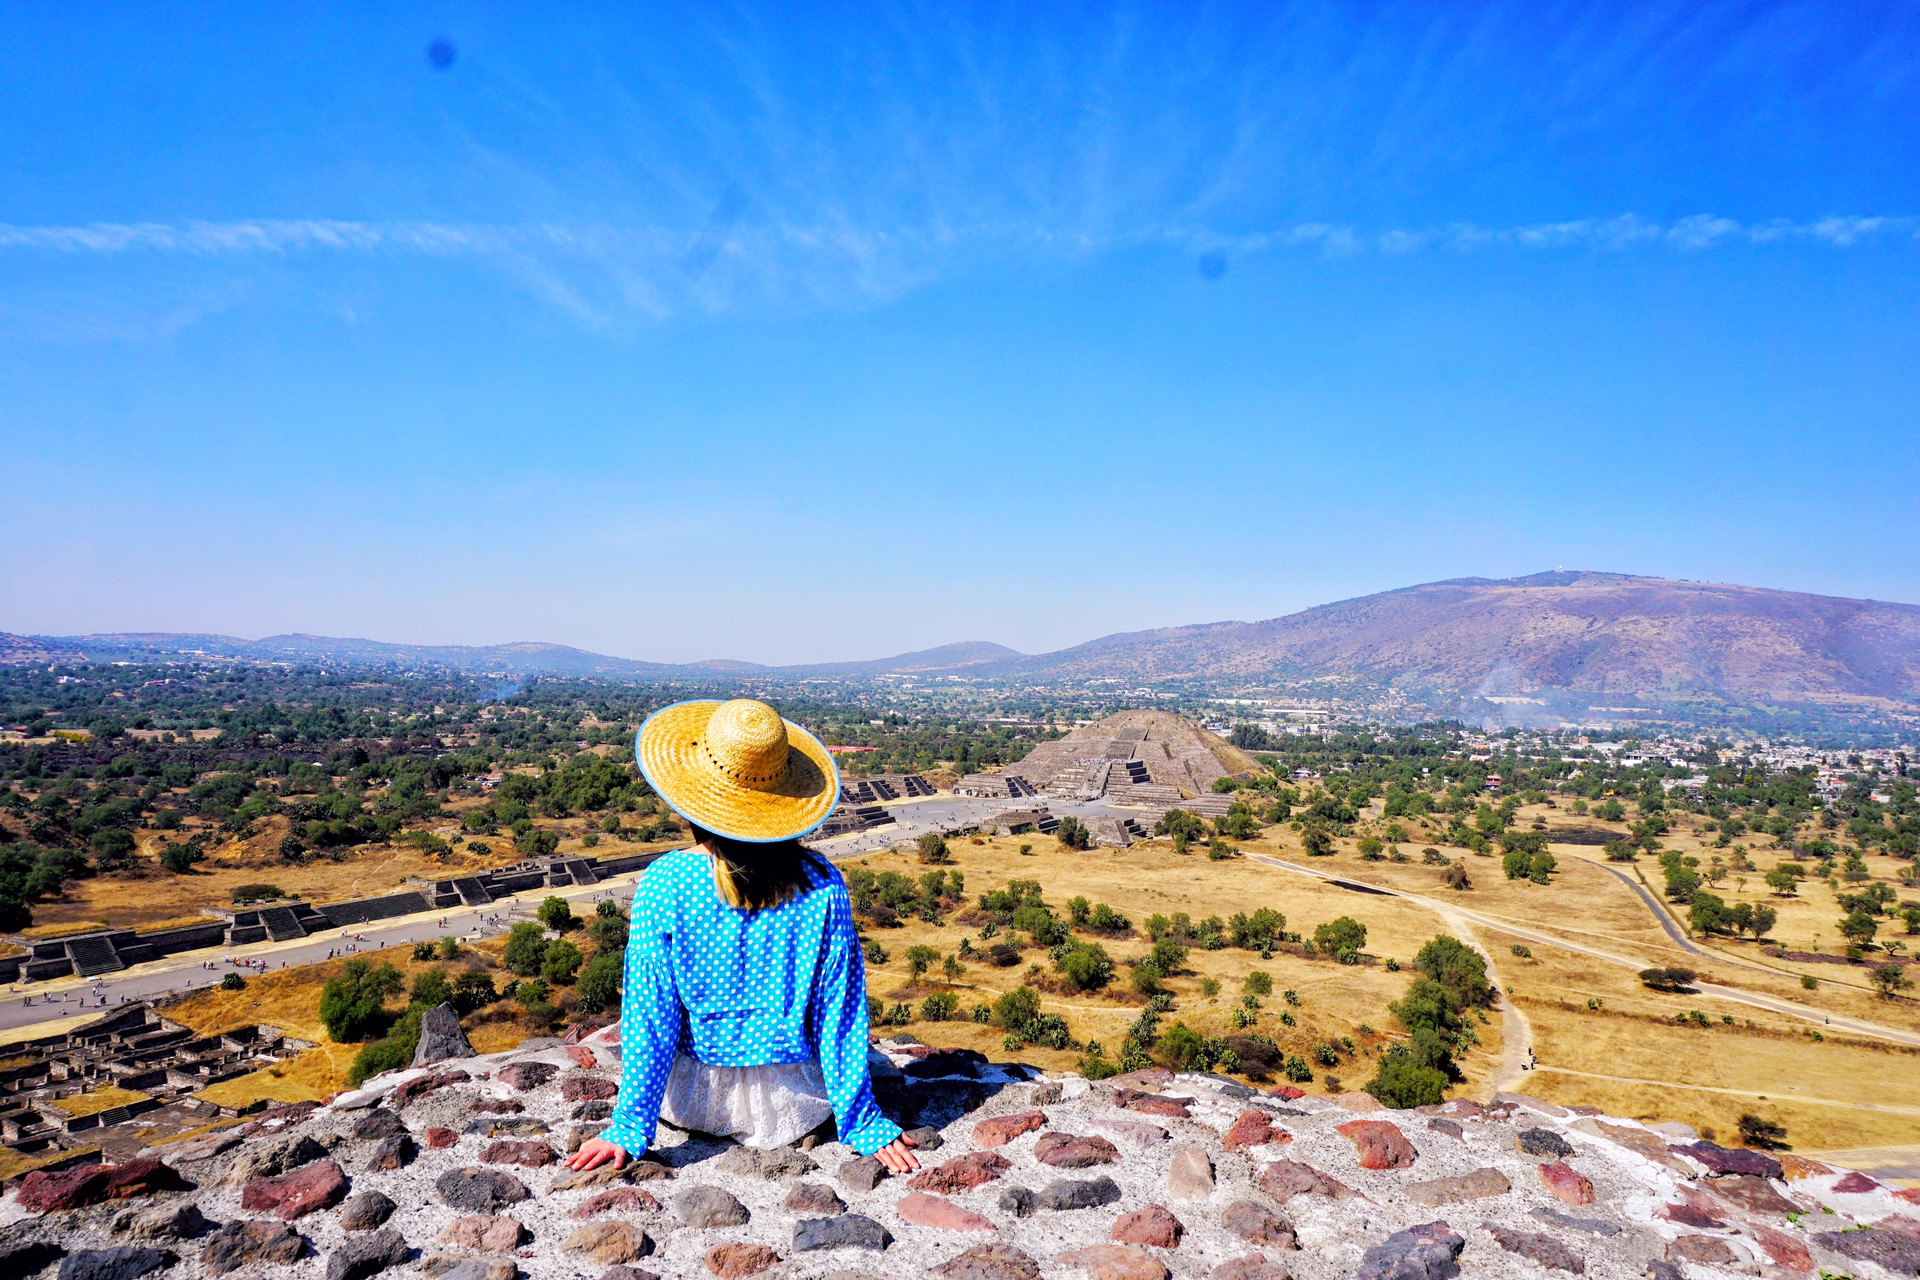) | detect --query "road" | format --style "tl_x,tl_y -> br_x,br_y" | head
0,790 -> 1130,1041
0,872 -> 647,1041
1242,851 -> 1920,1049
